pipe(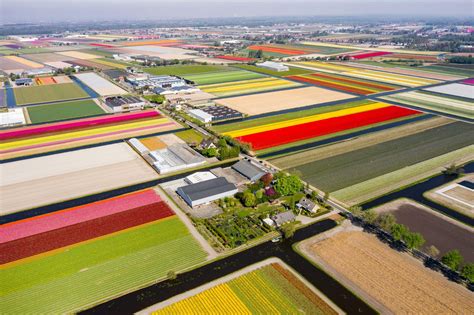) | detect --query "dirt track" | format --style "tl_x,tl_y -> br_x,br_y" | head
301,230 -> 474,314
